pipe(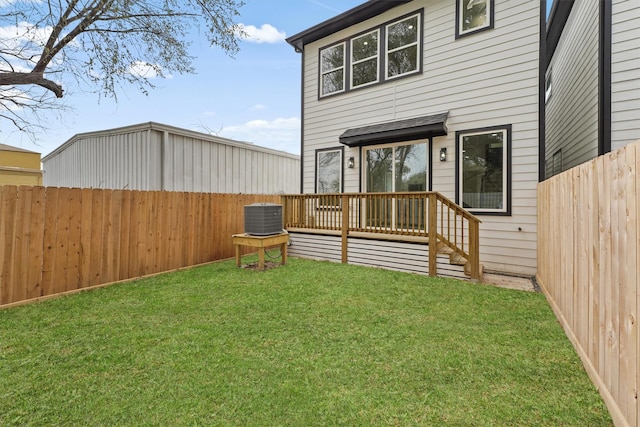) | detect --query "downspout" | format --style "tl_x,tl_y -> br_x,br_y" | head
299,48 -> 305,194
598,0 -> 612,155
428,137 -> 433,191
